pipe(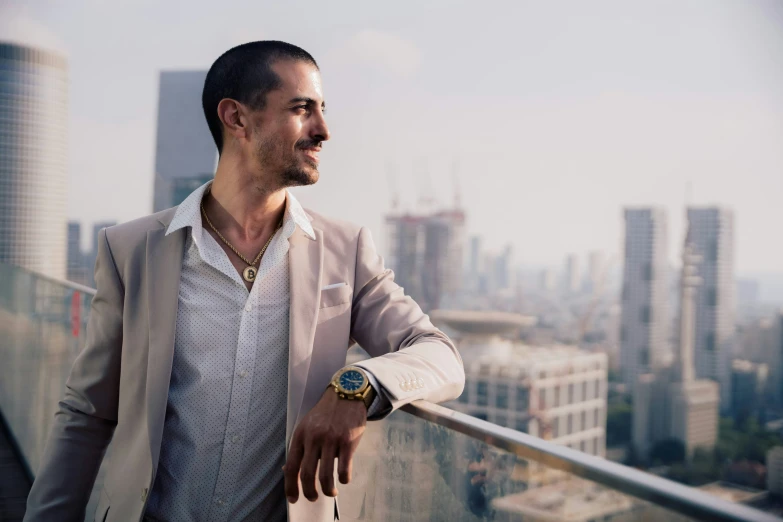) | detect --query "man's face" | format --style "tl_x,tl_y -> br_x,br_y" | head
246,60 -> 330,189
